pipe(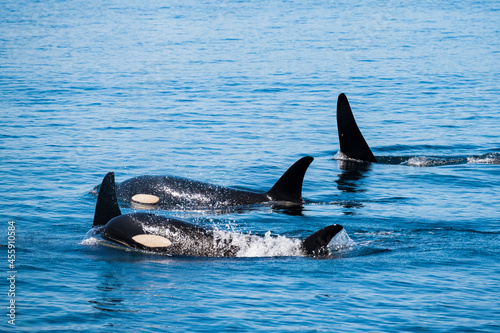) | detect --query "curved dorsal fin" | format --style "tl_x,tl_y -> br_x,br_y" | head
93,172 -> 122,227
266,156 -> 314,203
302,224 -> 343,255
337,93 -> 377,162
